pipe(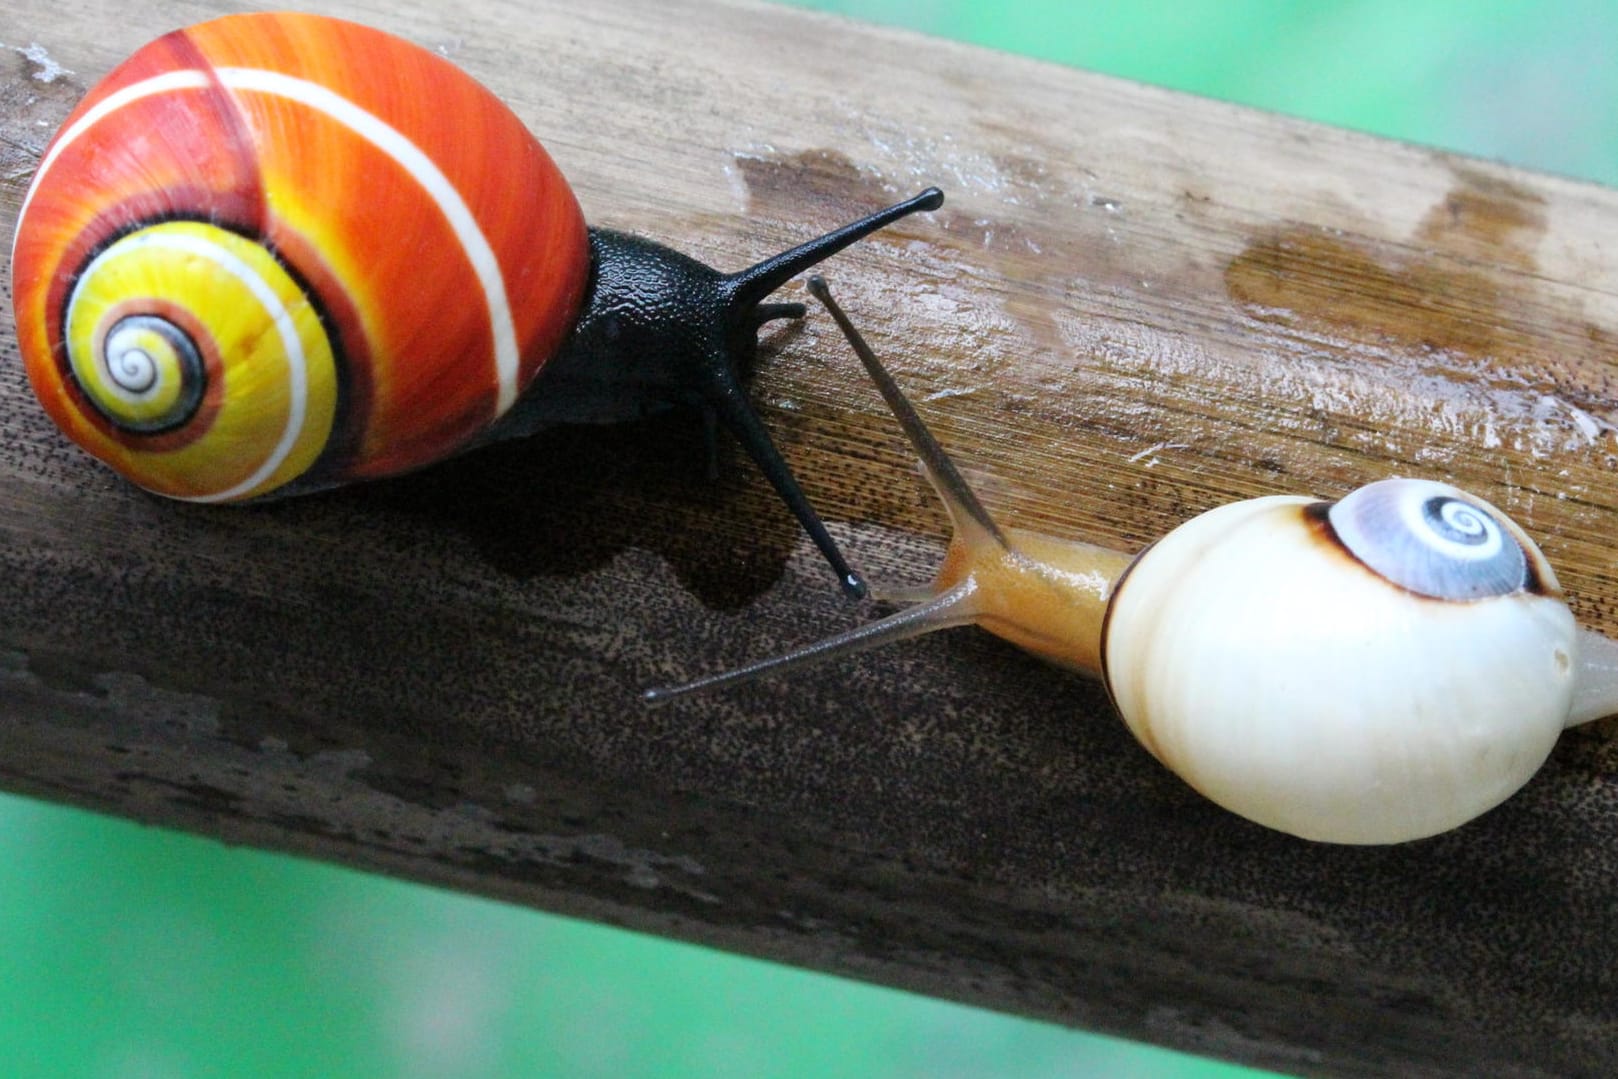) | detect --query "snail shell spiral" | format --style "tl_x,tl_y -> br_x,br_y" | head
1102,479 -> 1577,844
11,13 -> 589,501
